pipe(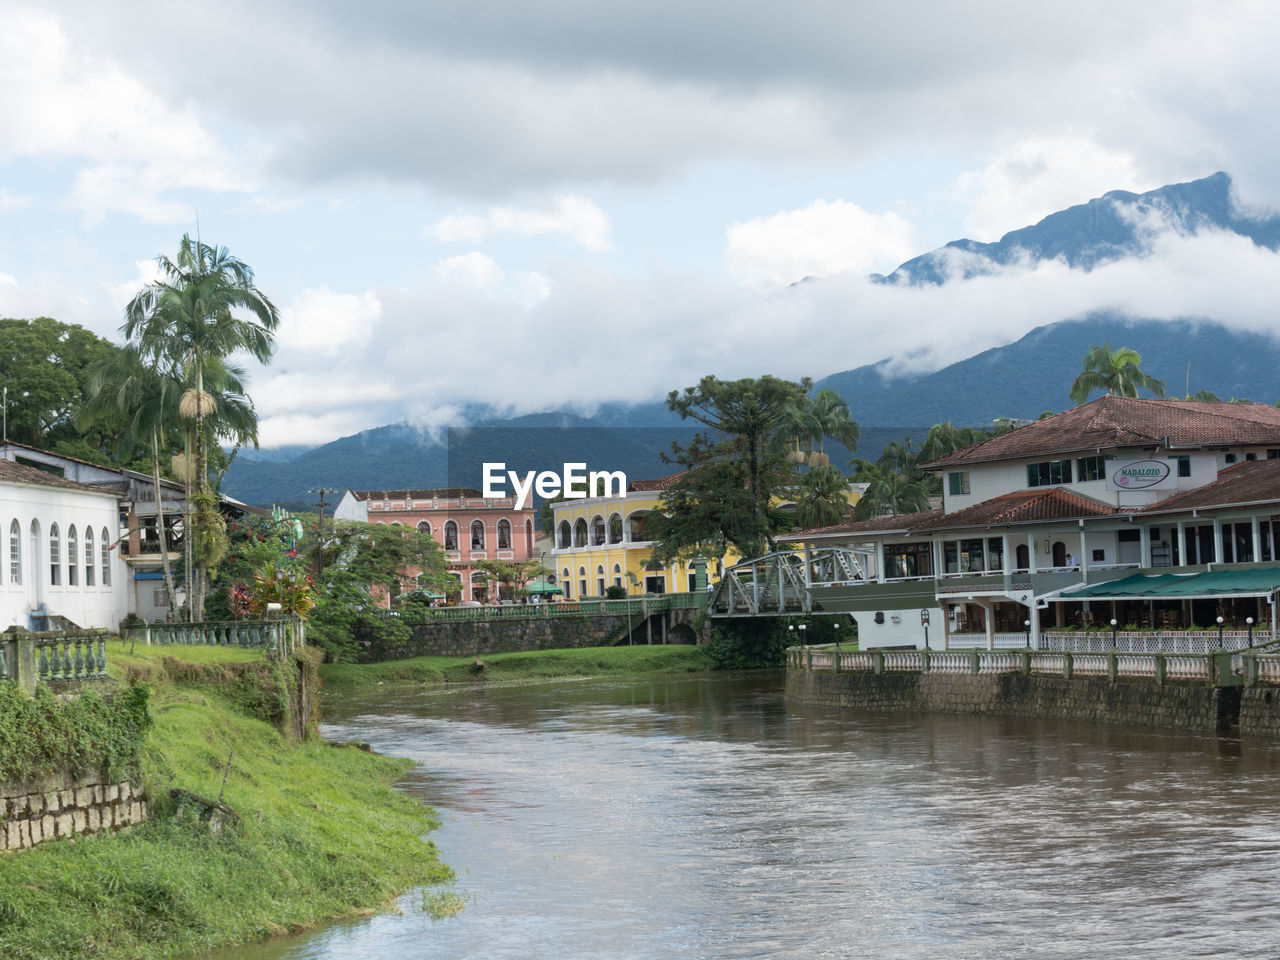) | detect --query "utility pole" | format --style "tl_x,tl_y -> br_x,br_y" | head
310,488 -> 337,577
